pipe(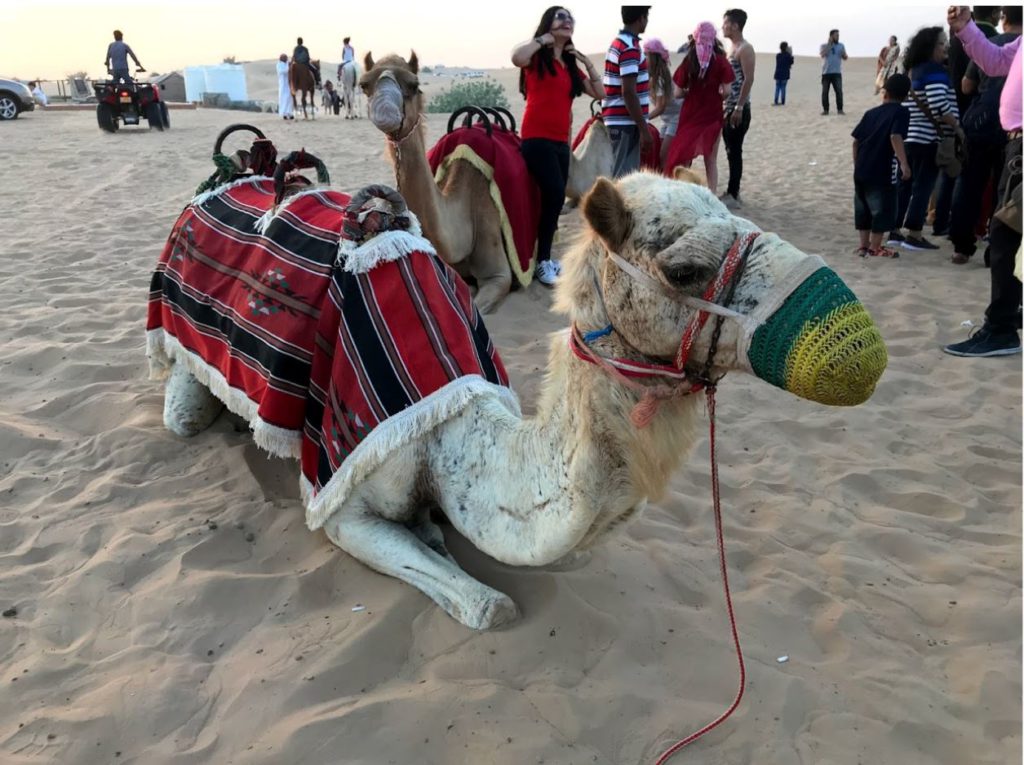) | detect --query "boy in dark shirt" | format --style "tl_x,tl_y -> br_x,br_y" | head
851,73 -> 912,257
